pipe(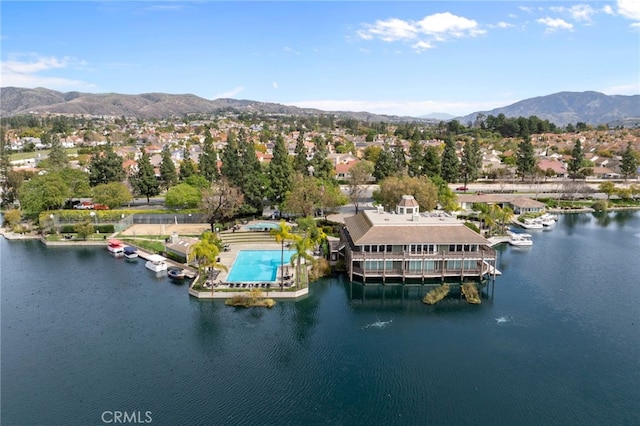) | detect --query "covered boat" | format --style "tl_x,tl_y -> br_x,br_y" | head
123,246 -> 138,259
107,239 -> 125,254
145,254 -> 167,272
